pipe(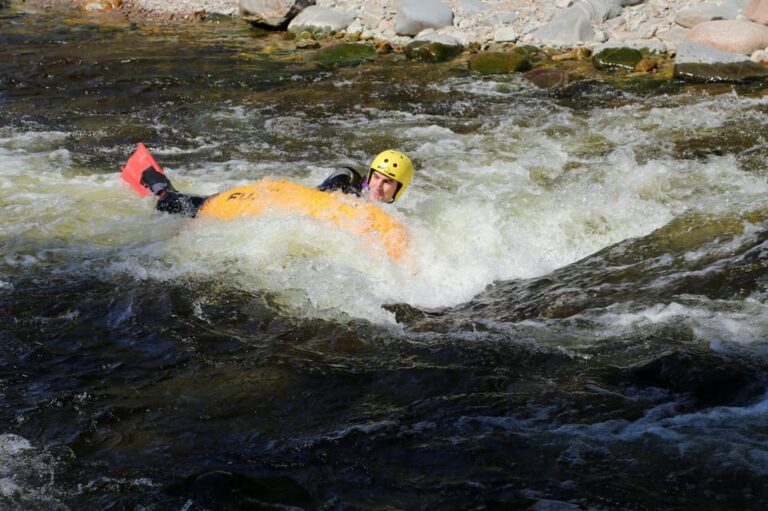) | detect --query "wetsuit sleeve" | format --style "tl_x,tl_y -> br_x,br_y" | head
156,191 -> 208,218
317,167 -> 363,197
